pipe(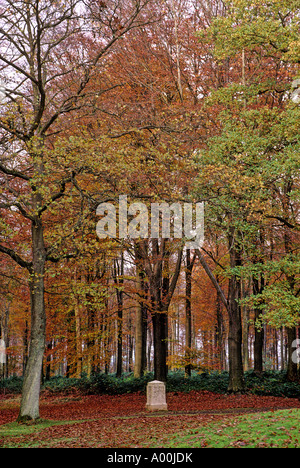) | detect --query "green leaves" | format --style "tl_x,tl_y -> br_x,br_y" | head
239,257 -> 300,328
193,0 -> 300,333
206,0 -> 300,62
